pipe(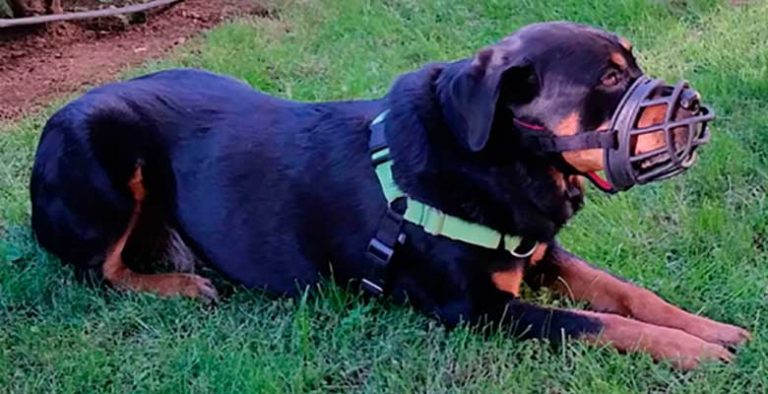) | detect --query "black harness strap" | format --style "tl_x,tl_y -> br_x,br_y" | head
363,112 -> 541,295
363,114 -> 404,295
